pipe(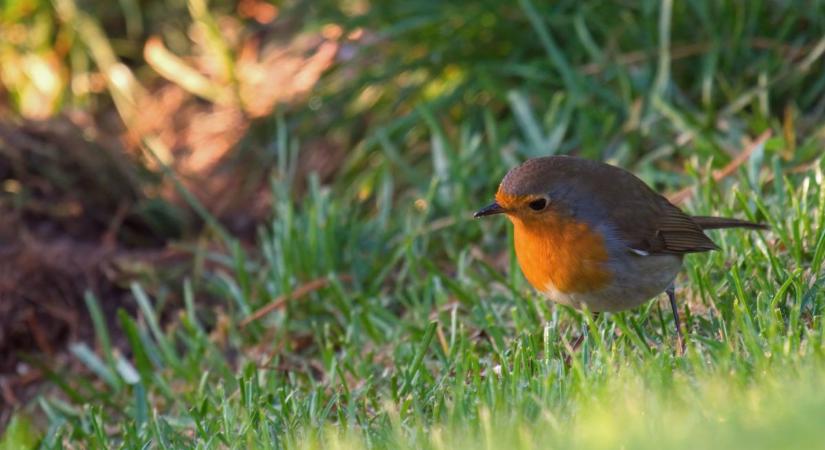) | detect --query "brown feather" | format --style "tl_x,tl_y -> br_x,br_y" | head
651,203 -> 719,253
